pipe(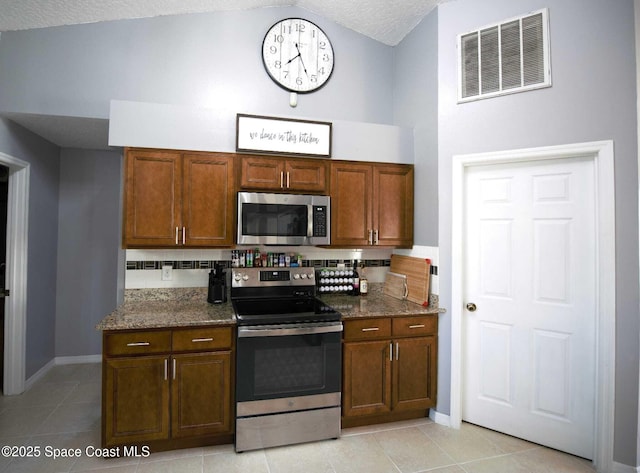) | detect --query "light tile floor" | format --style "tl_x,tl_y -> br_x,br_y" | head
0,363 -> 596,473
